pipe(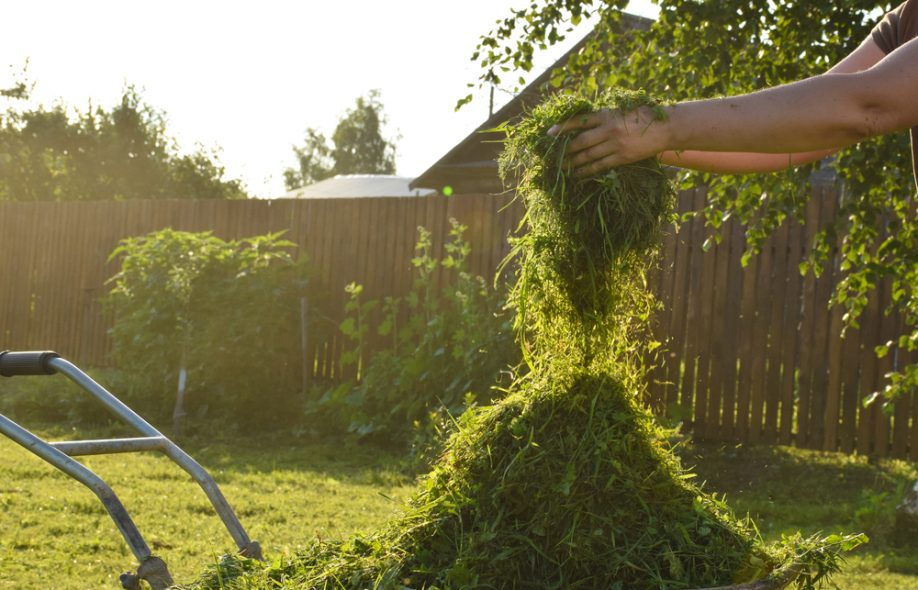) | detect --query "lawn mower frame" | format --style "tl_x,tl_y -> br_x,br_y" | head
0,350 -> 262,589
